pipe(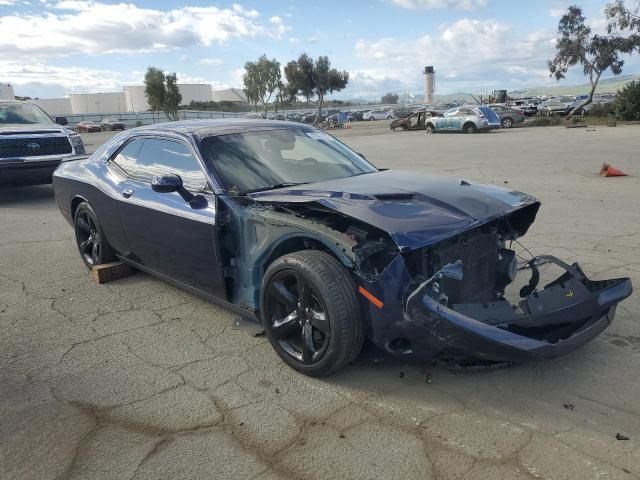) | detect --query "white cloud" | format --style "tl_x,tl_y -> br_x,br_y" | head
548,8 -> 565,18
198,58 -> 224,66
0,60 -> 139,94
390,0 -> 487,10
352,19 -> 556,96
0,1 -> 290,59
